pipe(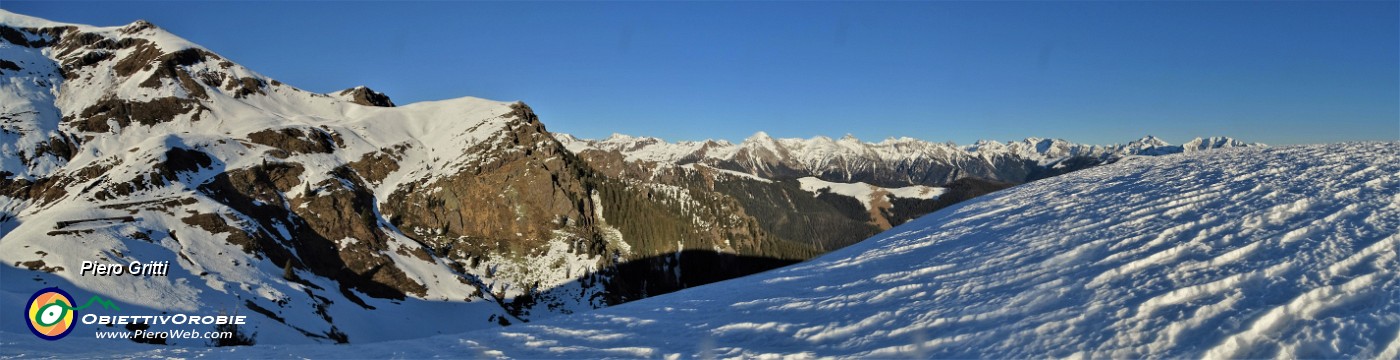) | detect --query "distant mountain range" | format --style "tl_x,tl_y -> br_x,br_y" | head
0,10 -> 1260,345
559,132 -> 1259,187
